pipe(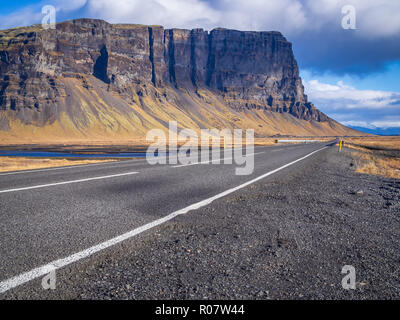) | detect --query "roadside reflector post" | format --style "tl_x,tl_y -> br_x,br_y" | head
339,140 -> 343,152
220,137 -> 226,149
